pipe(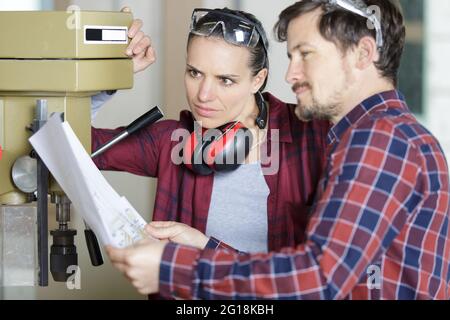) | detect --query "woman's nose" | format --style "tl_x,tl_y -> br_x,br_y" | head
197,79 -> 216,102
